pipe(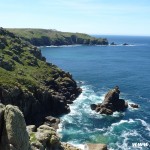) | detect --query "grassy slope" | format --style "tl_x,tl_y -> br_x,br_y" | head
0,28 -> 59,90
7,28 -> 108,46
